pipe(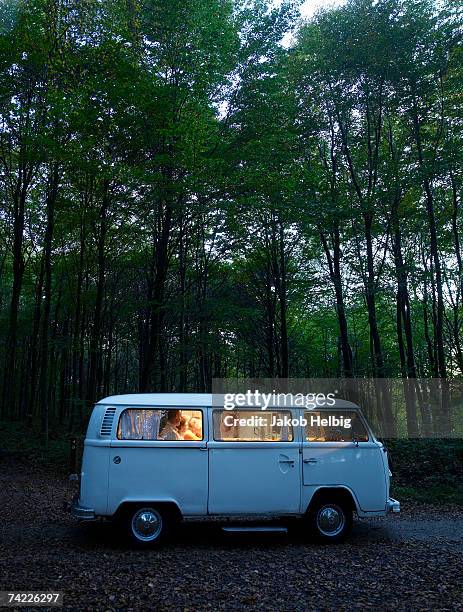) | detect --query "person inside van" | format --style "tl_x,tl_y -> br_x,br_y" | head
177,416 -> 188,438
177,416 -> 200,440
159,410 -> 182,440
182,416 -> 201,440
